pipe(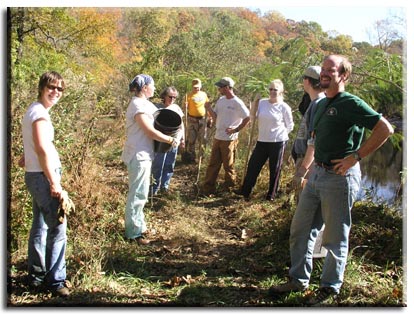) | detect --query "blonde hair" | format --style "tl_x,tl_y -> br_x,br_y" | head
269,79 -> 284,91
269,79 -> 284,101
